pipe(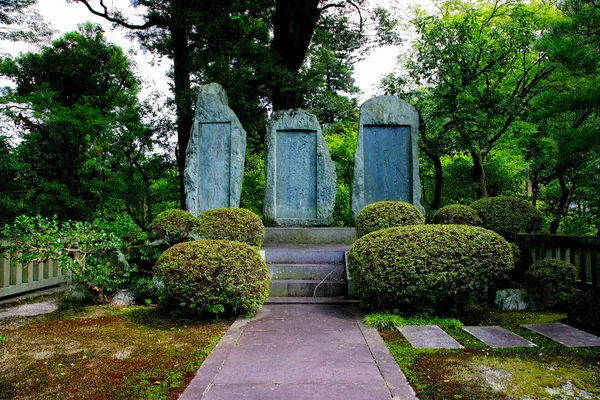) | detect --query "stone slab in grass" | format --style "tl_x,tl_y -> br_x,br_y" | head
398,325 -> 463,349
463,326 -> 536,348
522,323 -> 600,348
